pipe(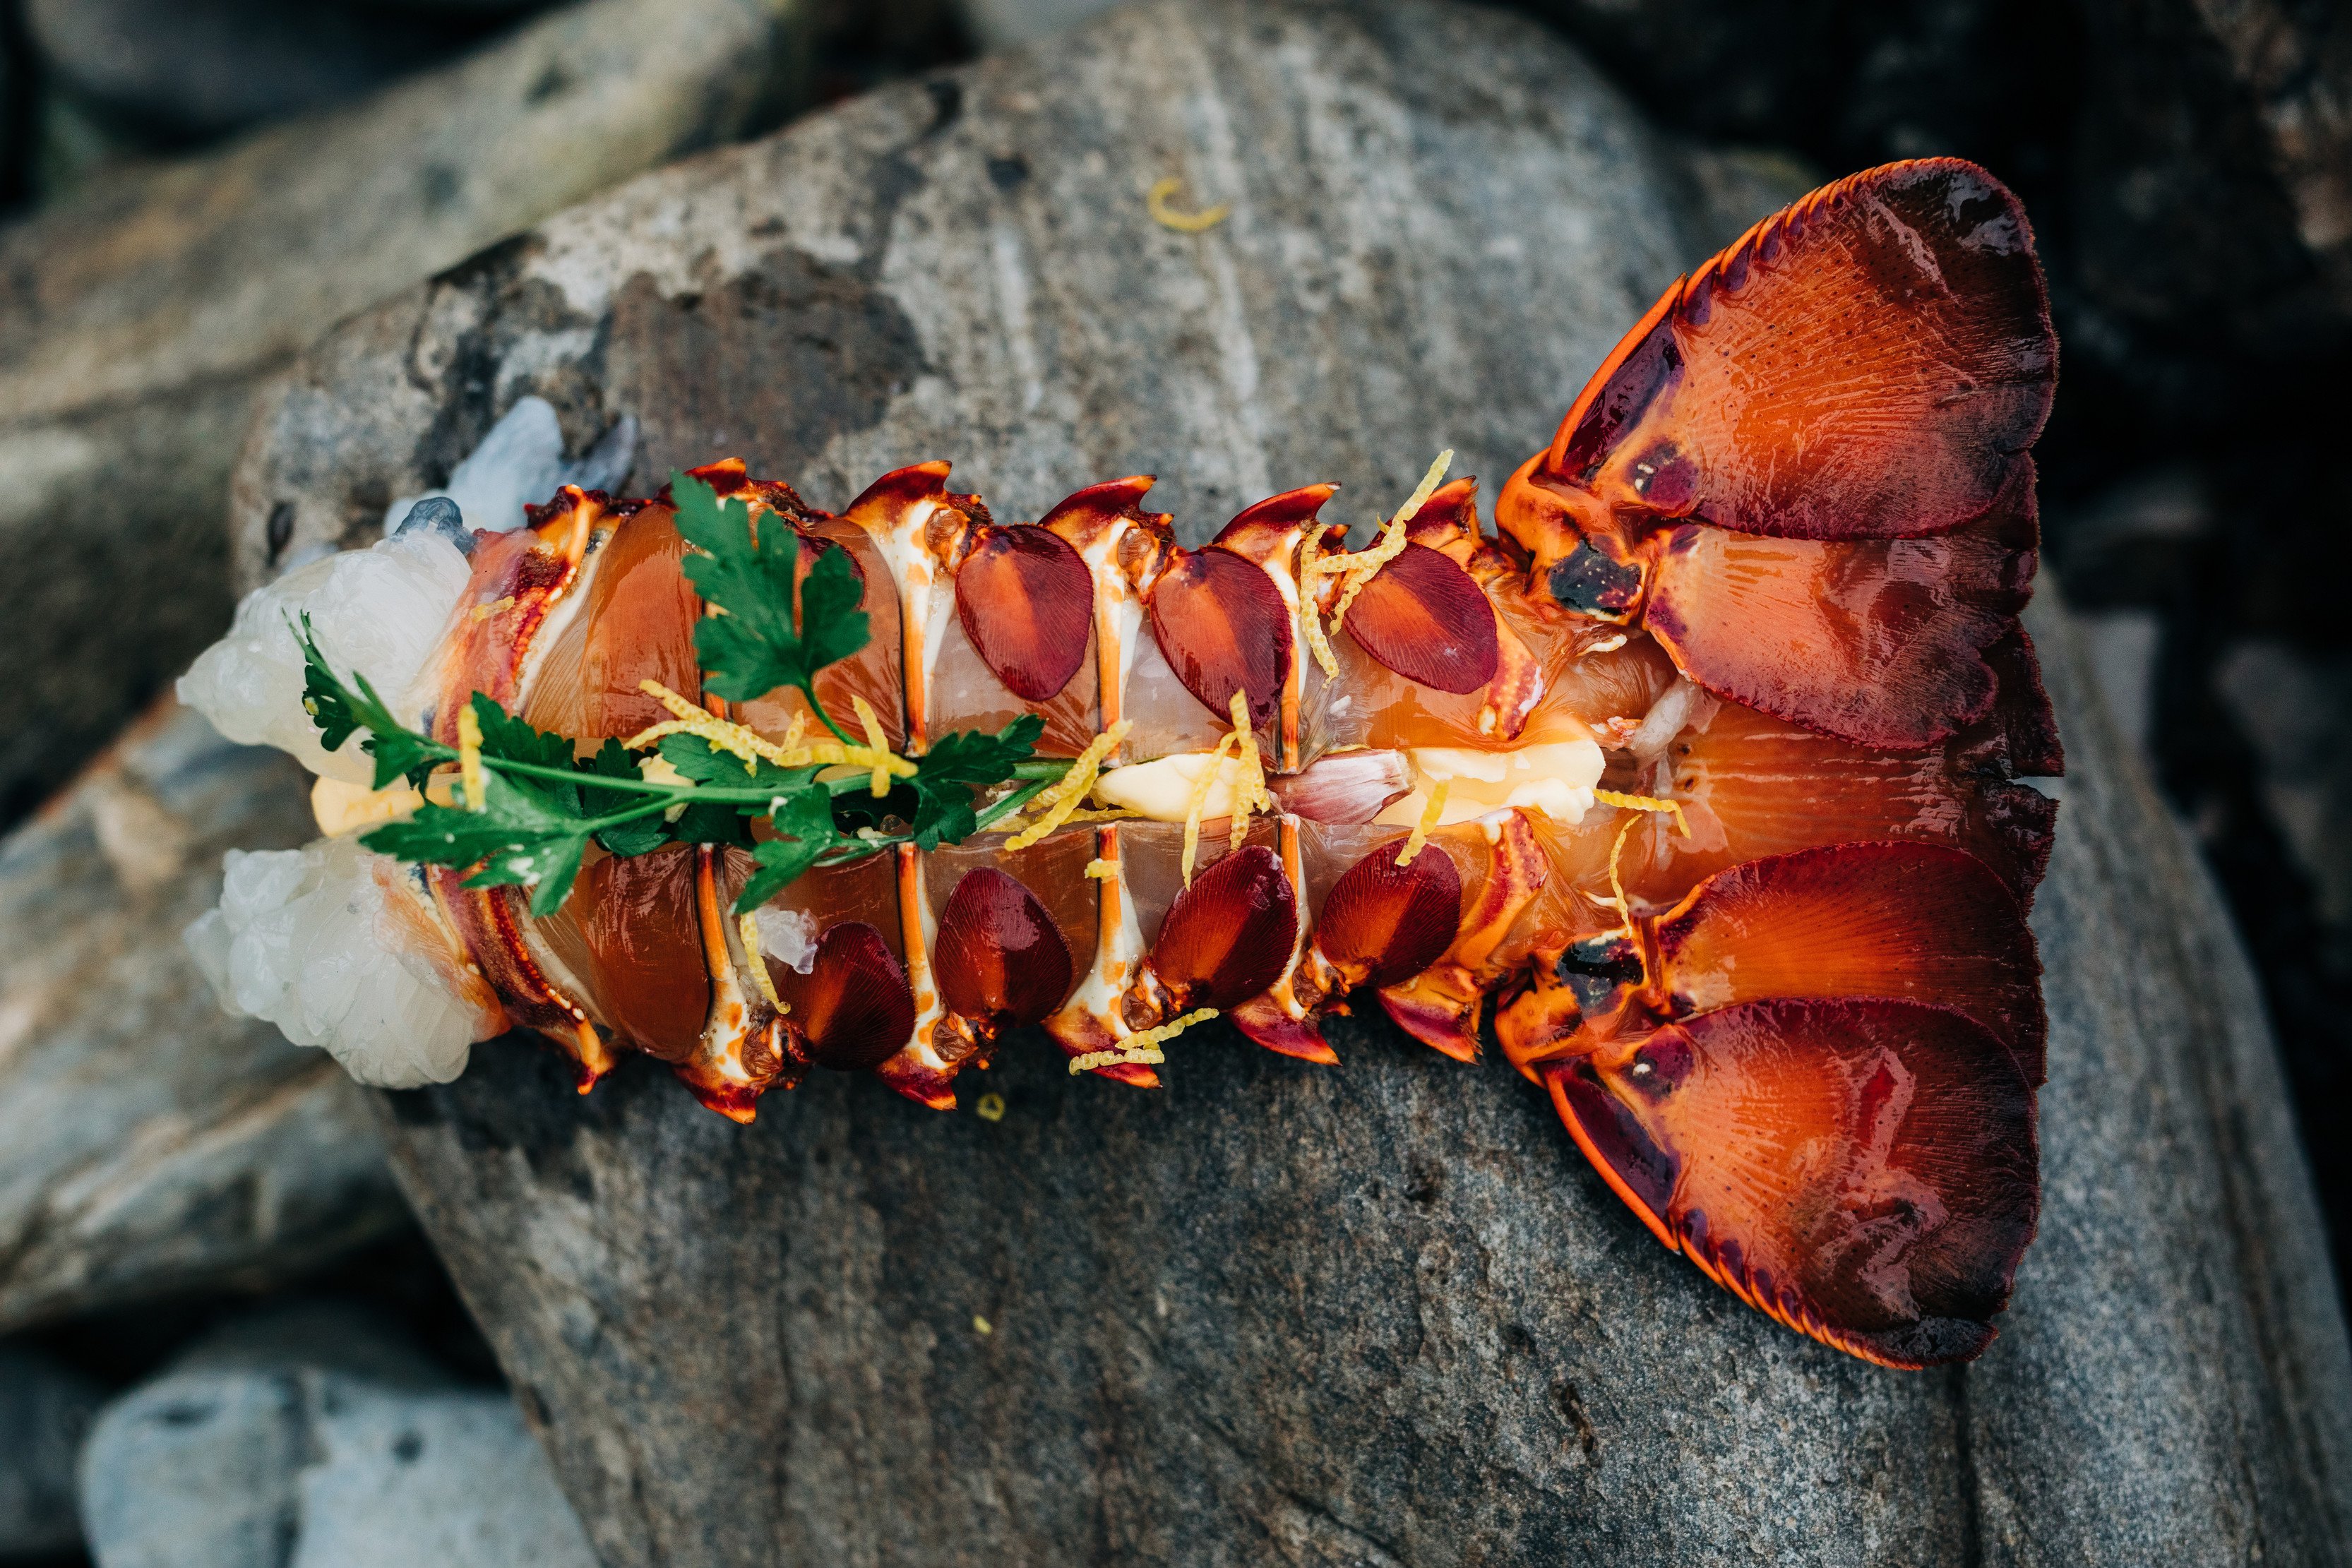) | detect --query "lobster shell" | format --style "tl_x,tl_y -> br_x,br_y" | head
401,158 -> 2057,1369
